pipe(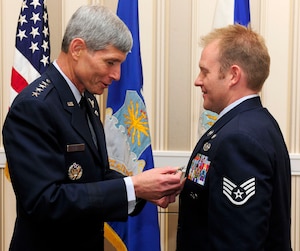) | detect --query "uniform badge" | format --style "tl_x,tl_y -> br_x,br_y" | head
68,162 -> 83,180
203,142 -> 211,151
187,153 -> 211,186
189,192 -> 198,200
211,134 -> 217,139
207,130 -> 214,136
88,98 -> 95,108
32,80 -> 50,97
223,177 -> 255,206
66,143 -> 85,152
